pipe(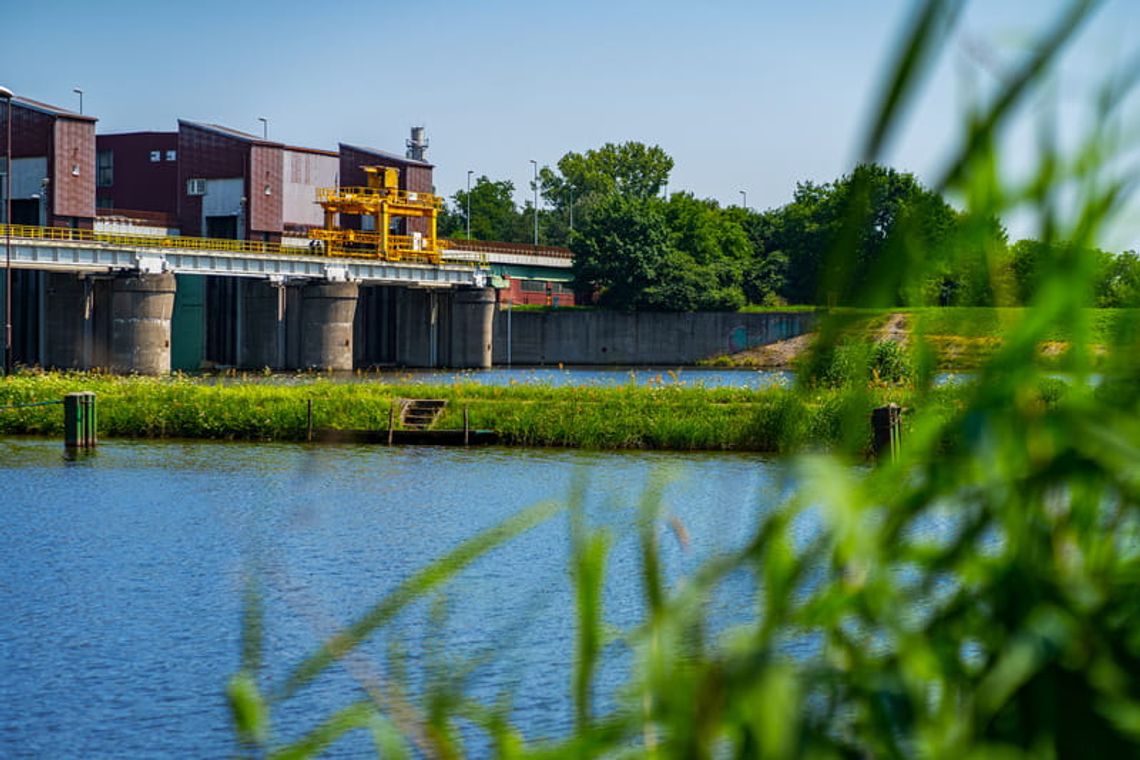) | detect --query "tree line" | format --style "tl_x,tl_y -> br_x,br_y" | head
438,142 -> 1140,311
